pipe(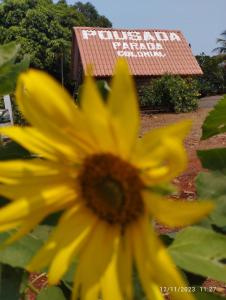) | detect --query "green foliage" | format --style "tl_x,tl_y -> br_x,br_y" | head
75,2 -> 112,27
137,83 -> 154,107
0,141 -> 31,160
196,95 -> 226,228
189,89 -> 226,290
196,54 -> 226,96
190,91 -> 226,258
213,30 -> 226,55
196,172 -> 226,228
0,0 -> 112,91
0,42 -> 20,65
37,286 -> 66,300
169,227 -> 226,282
197,148 -> 226,172
11,99 -> 27,125
0,265 -> 26,300
201,94 -> 226,139
0,42 -> 29,96
138,75 -> 199,113
0,231 -> 43,268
